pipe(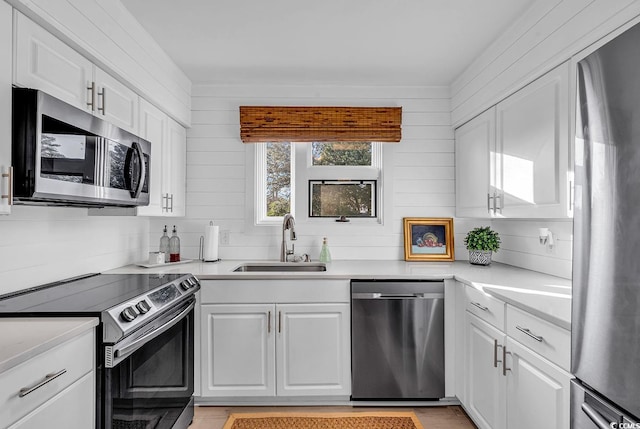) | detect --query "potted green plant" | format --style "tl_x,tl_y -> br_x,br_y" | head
464,226 -> 501,265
